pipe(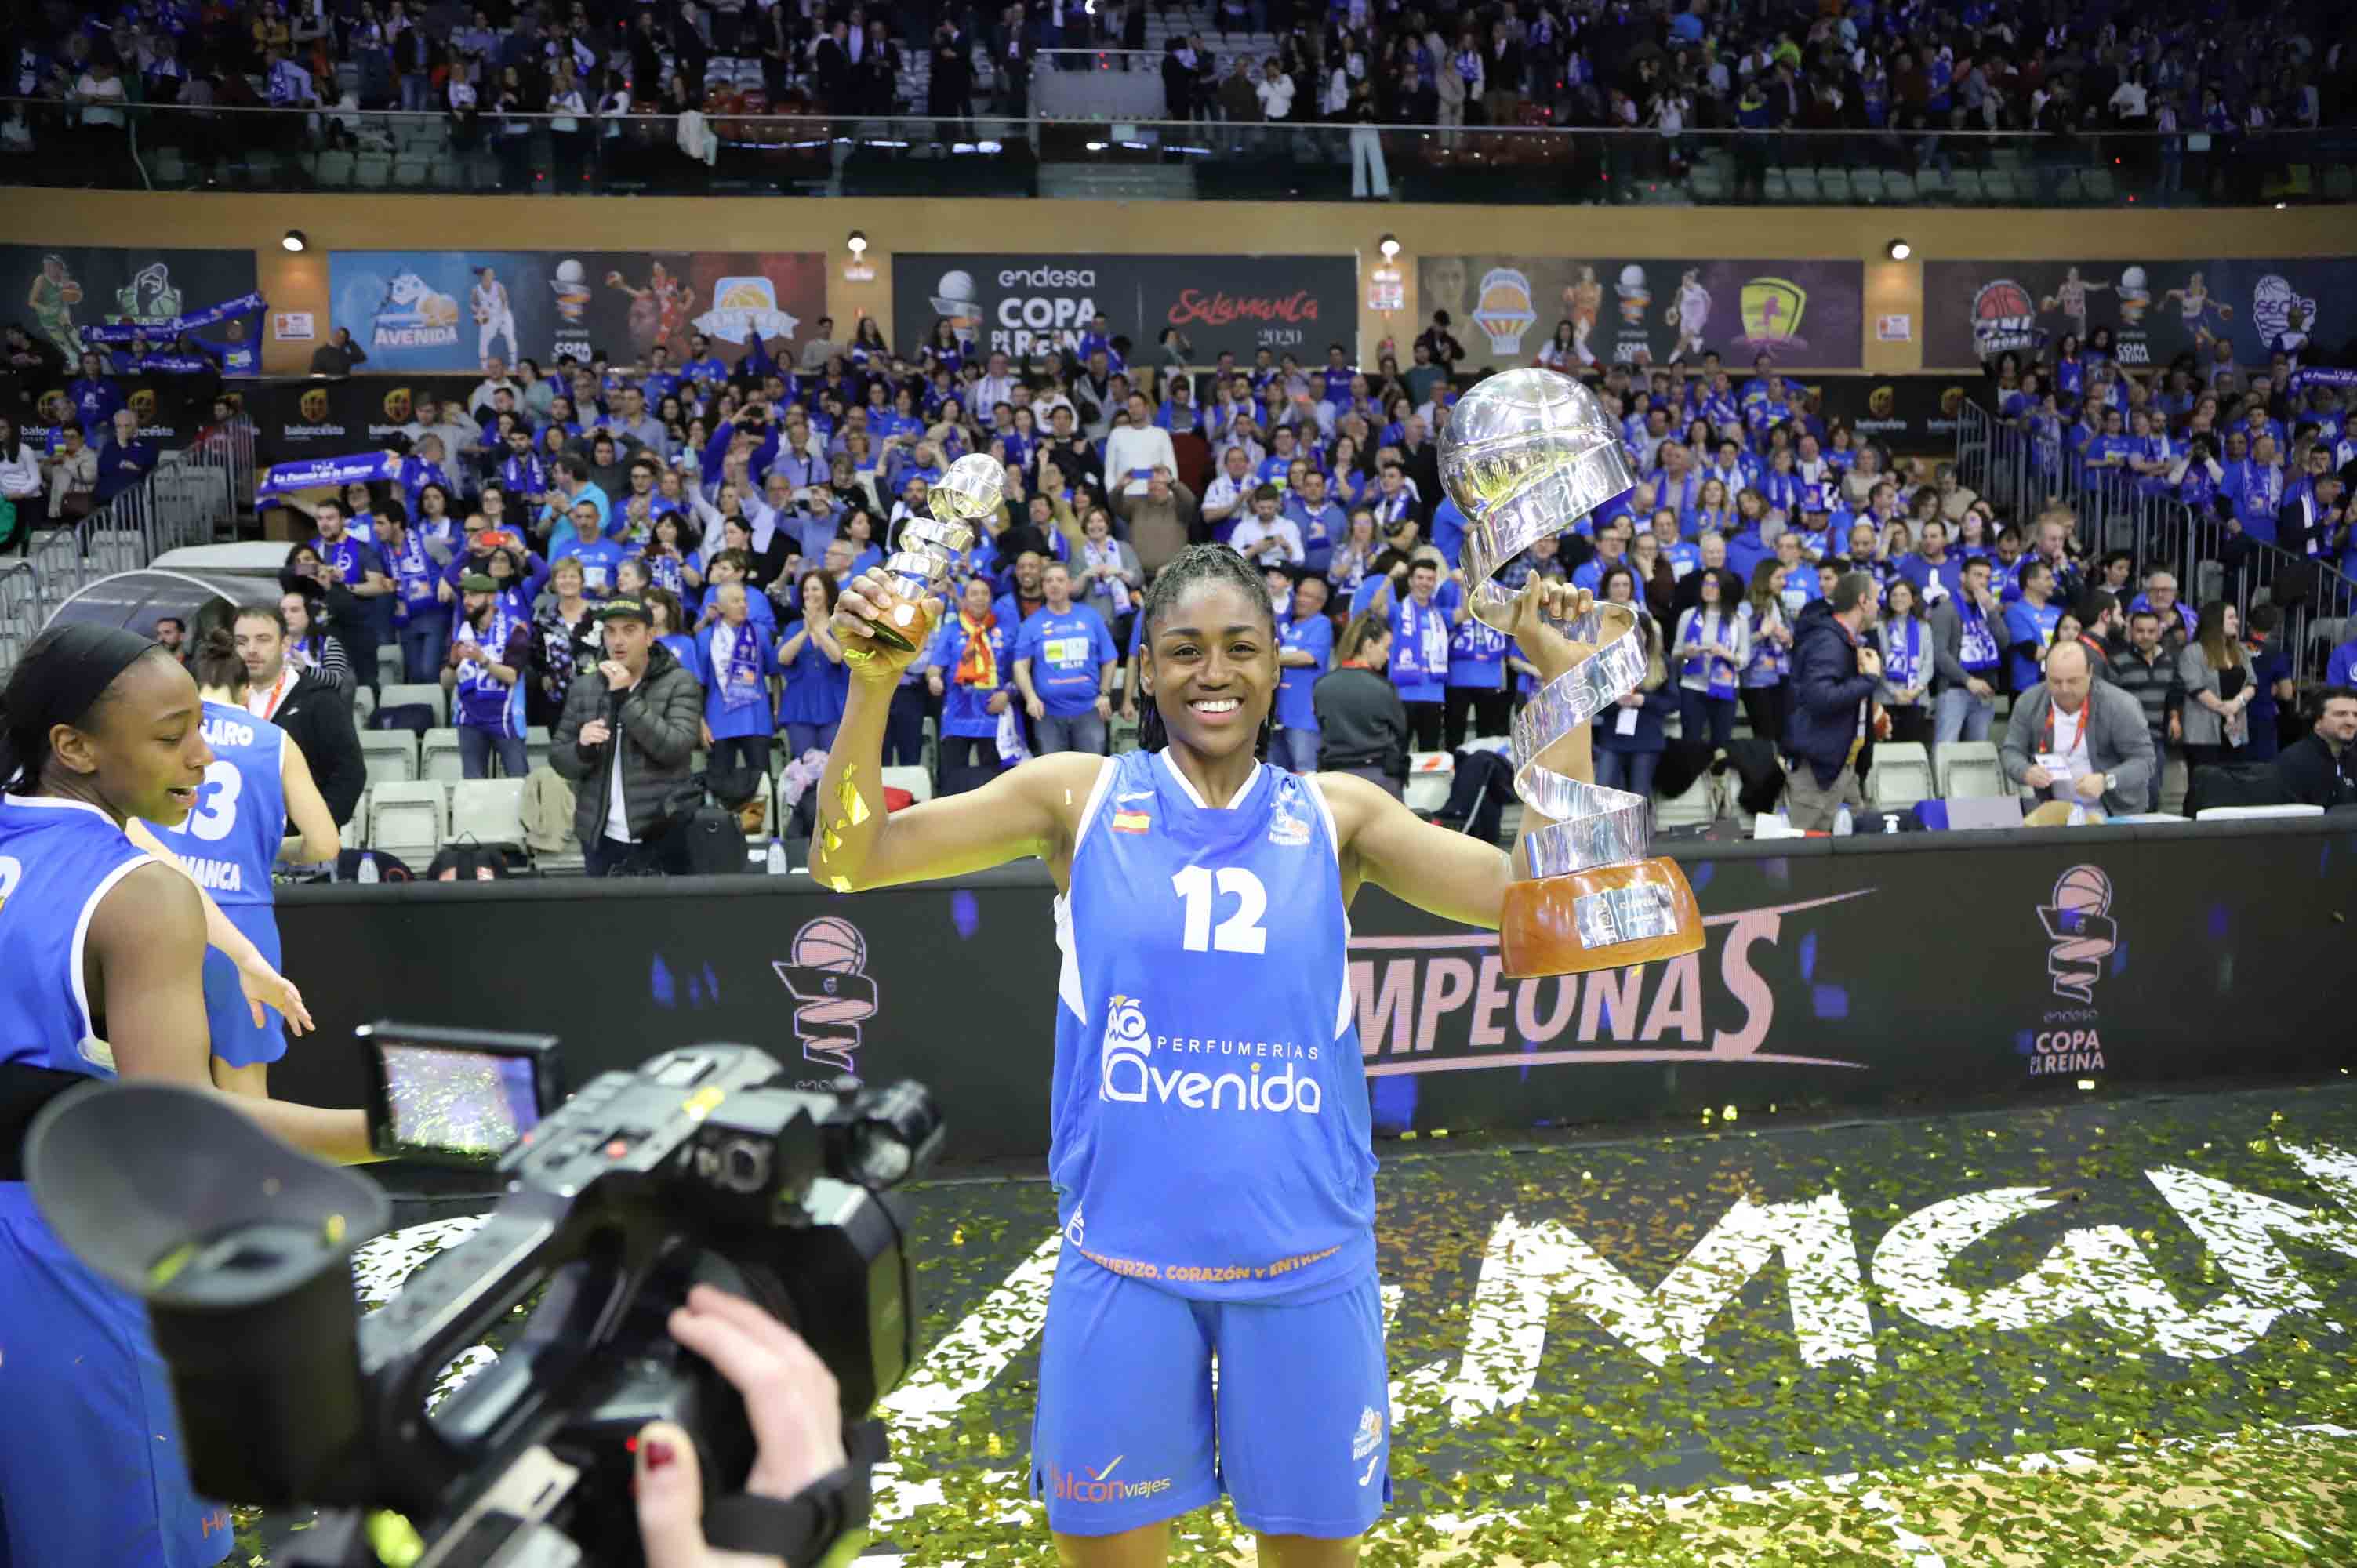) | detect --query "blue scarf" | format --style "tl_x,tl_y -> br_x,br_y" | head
388,528 -> 435,617
1395,595 -> 1448,683
1957,596 -> 1999,671
714,619 -> 764,711
1886,615 -> 1923,691
501,452 -> 547,496
647,550 -> 686,593
1683,608 -> 1739,699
